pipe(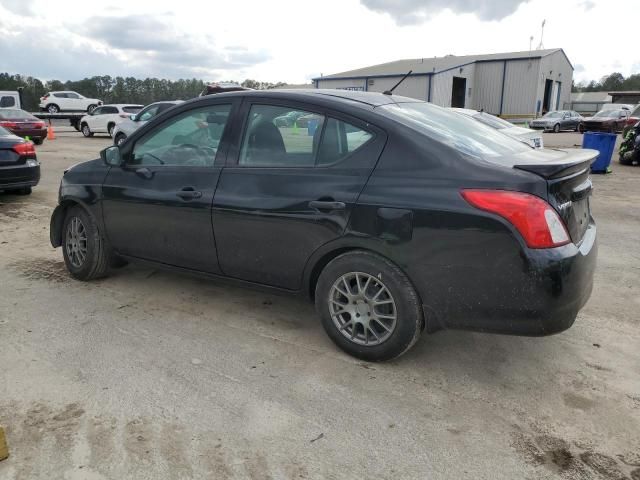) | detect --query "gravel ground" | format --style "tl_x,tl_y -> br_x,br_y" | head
0,129 -> 639,480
